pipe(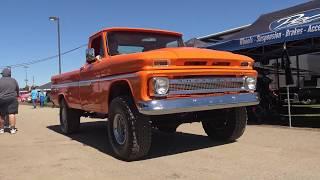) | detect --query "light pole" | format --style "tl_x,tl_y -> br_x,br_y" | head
49,16 -> 62,74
